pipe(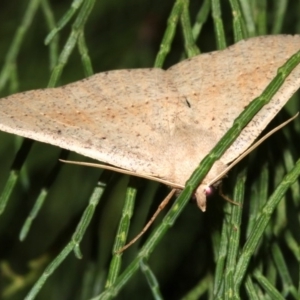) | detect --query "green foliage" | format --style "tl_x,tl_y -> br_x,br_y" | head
0,1 -> 300,299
